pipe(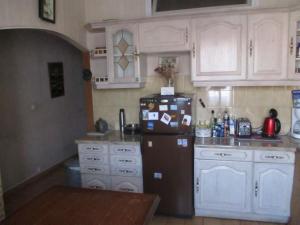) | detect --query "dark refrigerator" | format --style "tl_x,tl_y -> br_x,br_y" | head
140,94 -> 194,217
